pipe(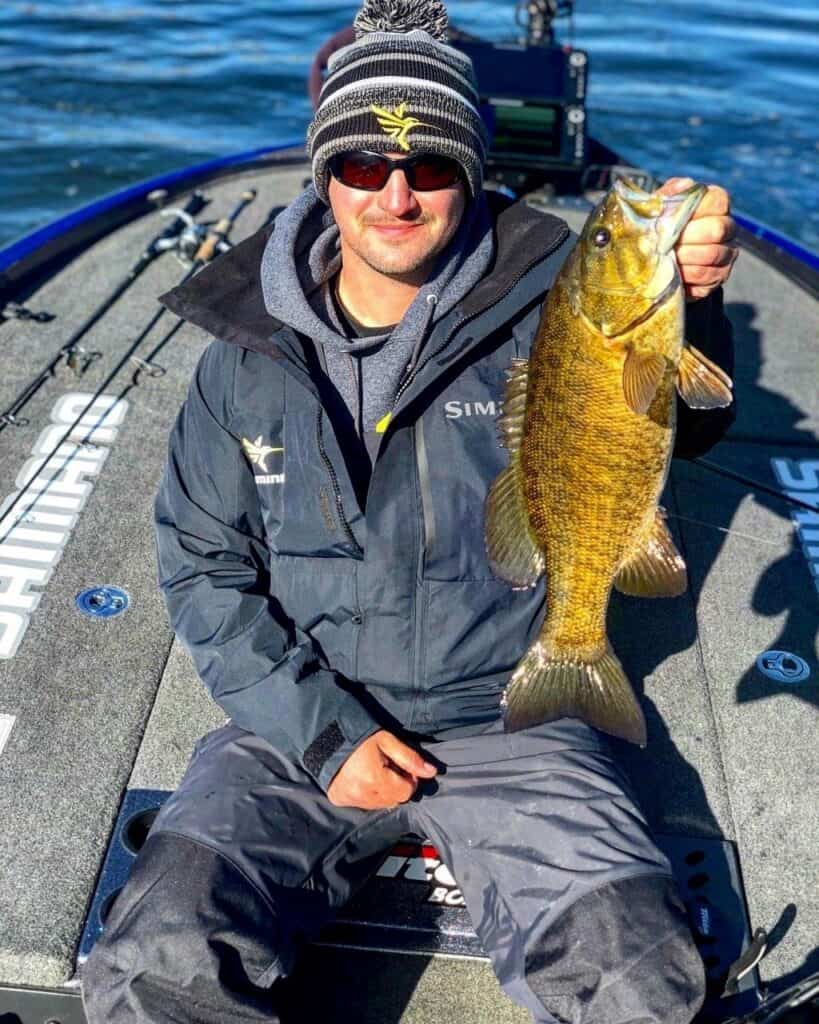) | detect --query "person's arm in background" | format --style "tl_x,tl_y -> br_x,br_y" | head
660,178 -> 740,458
